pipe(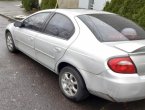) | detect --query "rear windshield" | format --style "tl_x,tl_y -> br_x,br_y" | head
78,14 -> 145,42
